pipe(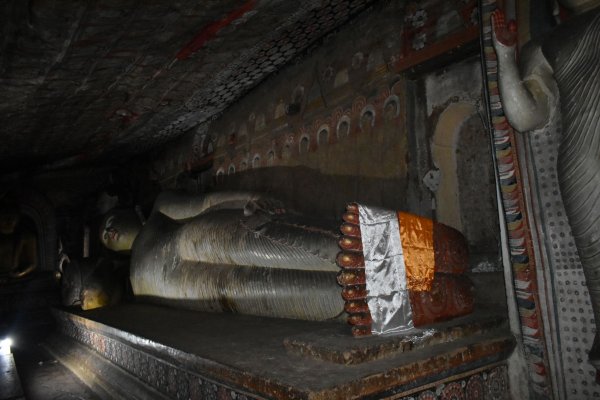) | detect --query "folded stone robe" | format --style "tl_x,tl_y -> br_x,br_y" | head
130,198 -> 473,335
